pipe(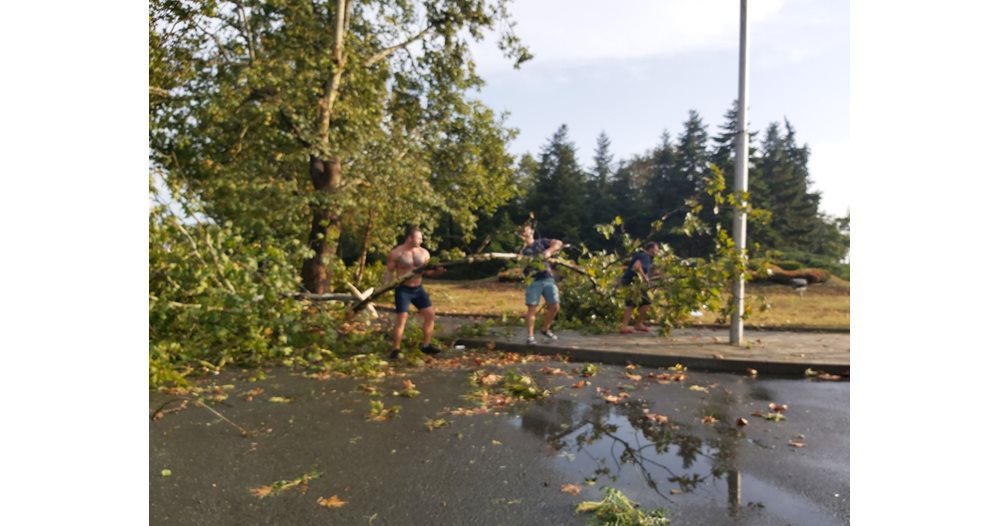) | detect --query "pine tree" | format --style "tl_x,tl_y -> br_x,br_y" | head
650,111 -> 711,255
757,120 -> 825,254
526,125 -> 588,243
710,100 -> 767,248
584,132 -> 618,249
